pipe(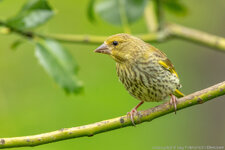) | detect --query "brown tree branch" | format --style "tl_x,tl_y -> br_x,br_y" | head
0,81 -> 224,149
